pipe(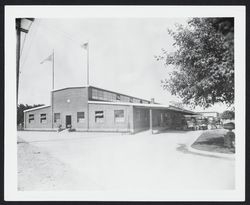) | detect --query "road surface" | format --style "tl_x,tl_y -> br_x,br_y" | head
18,130 -> 235,191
